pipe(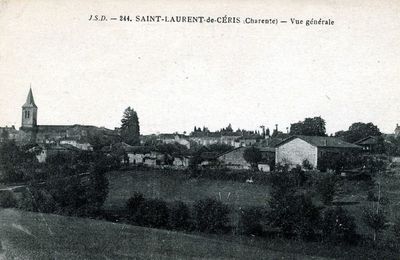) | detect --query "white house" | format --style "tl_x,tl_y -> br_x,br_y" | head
275,135 -> 362,169
157,134 -> 191,149
60,139 -> 93,151
173,156 -> 190,168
